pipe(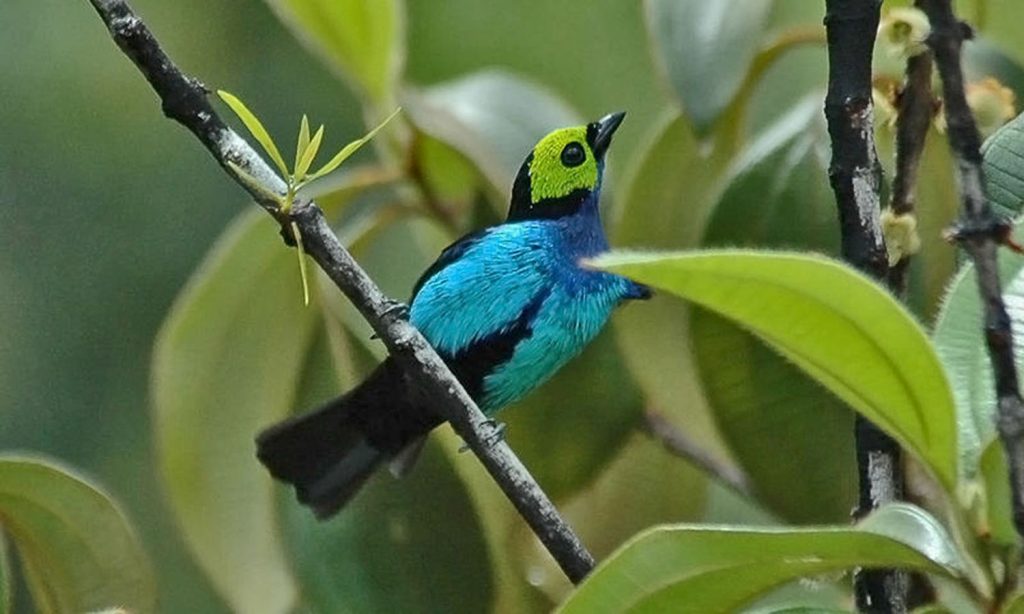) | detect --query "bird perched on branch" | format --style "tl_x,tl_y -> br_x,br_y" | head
257,112 -> 650,518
